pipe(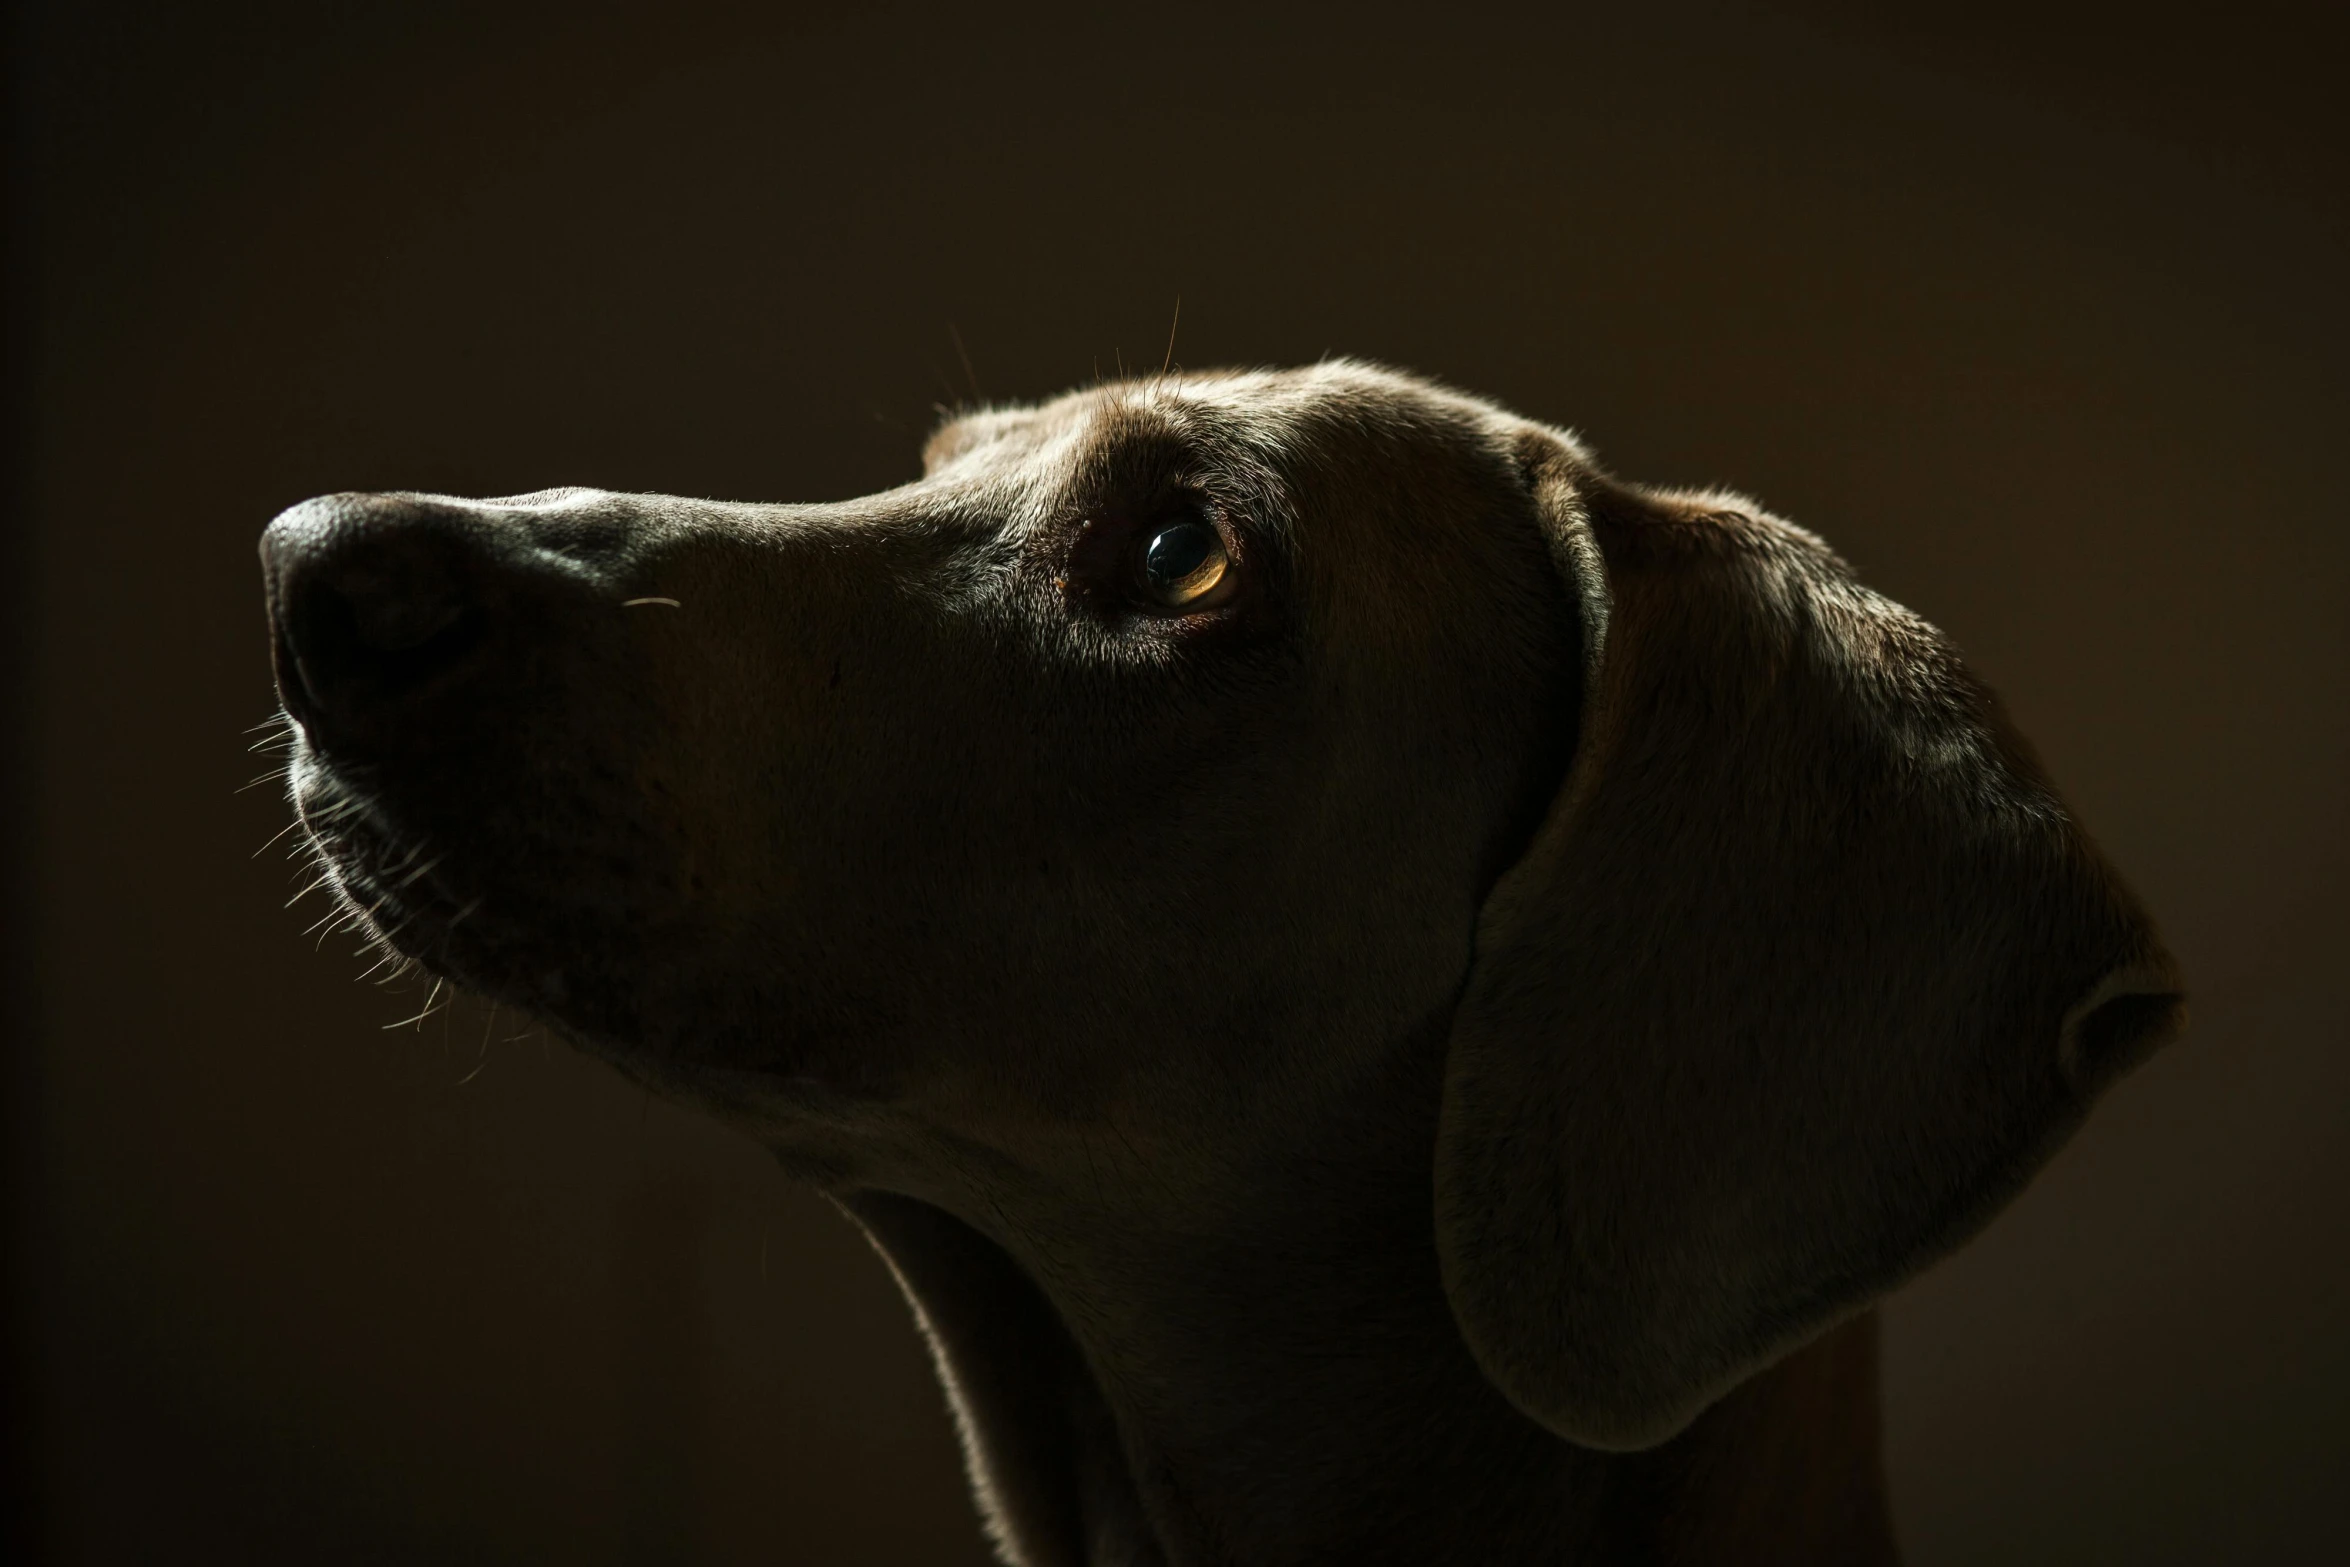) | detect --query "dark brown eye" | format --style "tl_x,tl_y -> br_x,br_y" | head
1140,519 -> 1229,608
